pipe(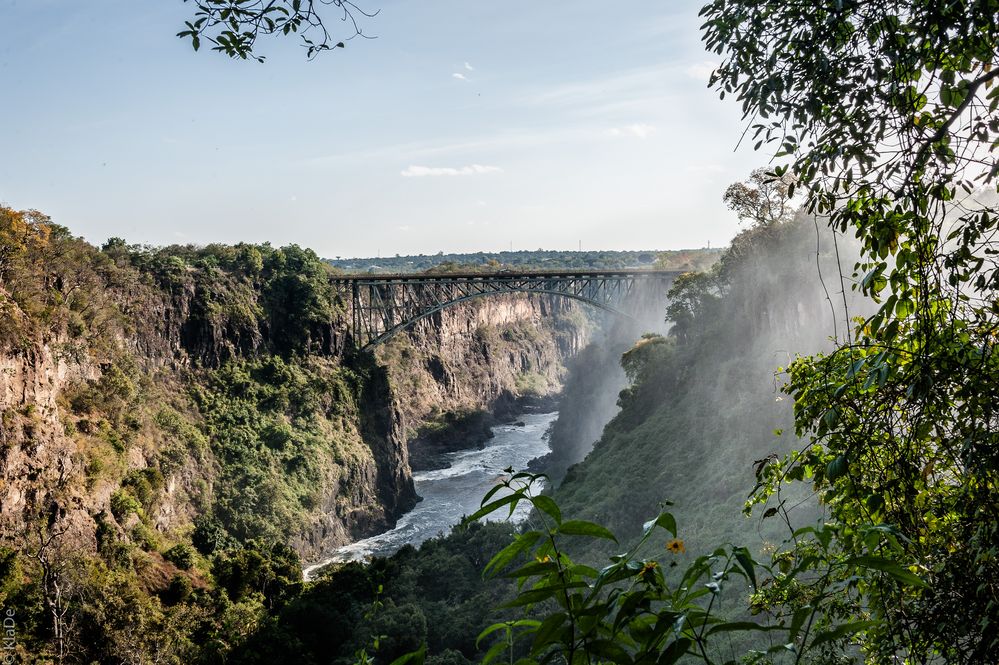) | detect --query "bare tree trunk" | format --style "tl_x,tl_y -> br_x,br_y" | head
34,524 -> 70,664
